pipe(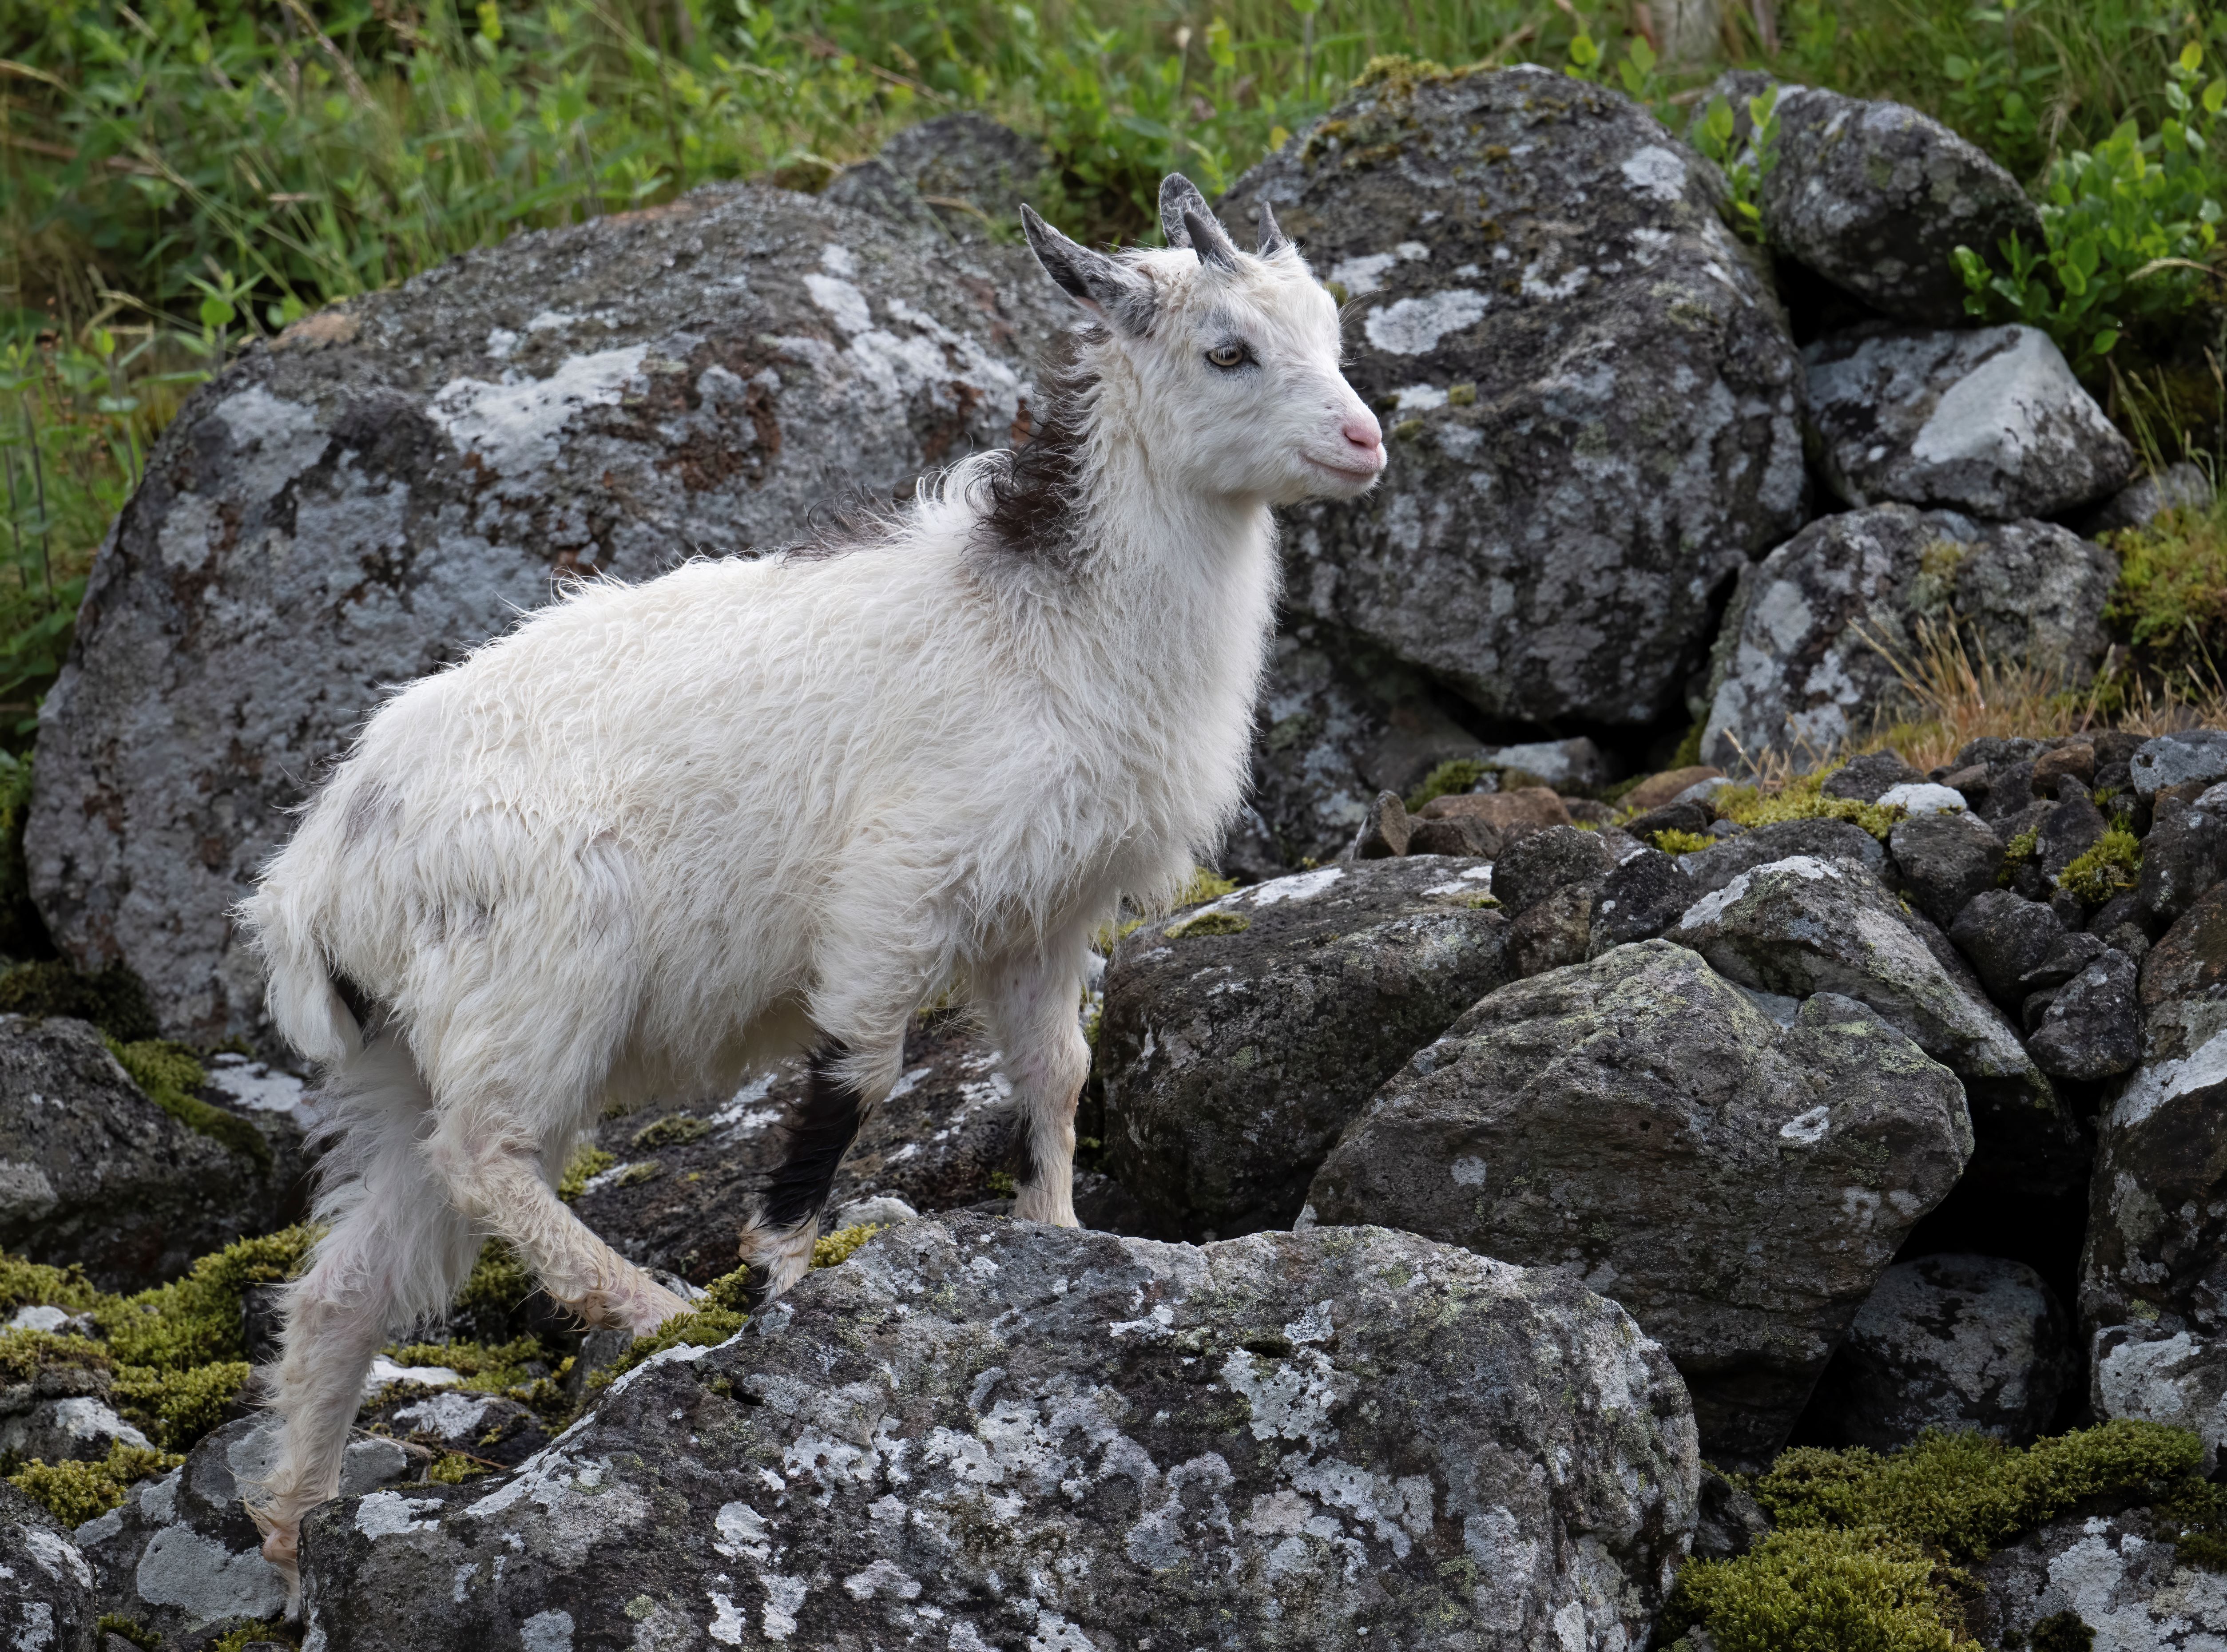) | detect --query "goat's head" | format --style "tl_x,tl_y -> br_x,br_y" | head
1020,175 -> 1385,506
